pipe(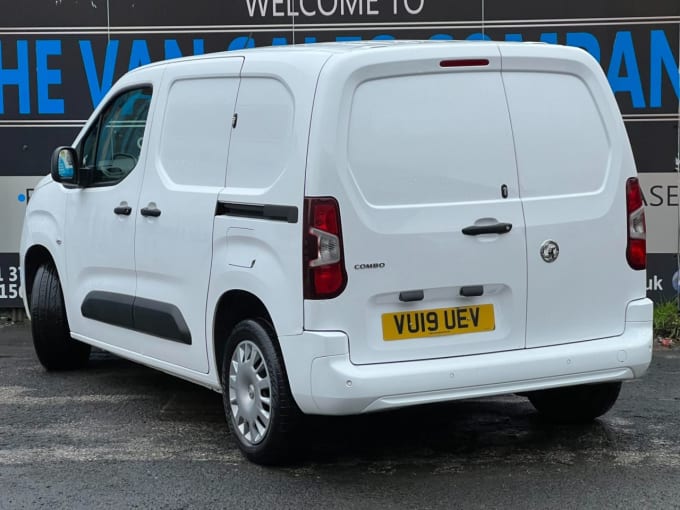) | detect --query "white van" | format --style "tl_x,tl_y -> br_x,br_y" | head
20,41 -> 653,464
